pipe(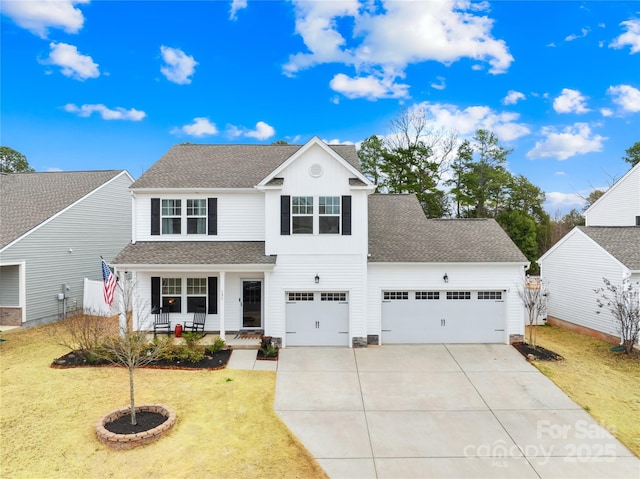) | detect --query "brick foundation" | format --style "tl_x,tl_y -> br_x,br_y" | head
546,316 -> 621,345
95,404 -> 176,450
0,307 -> 22,326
